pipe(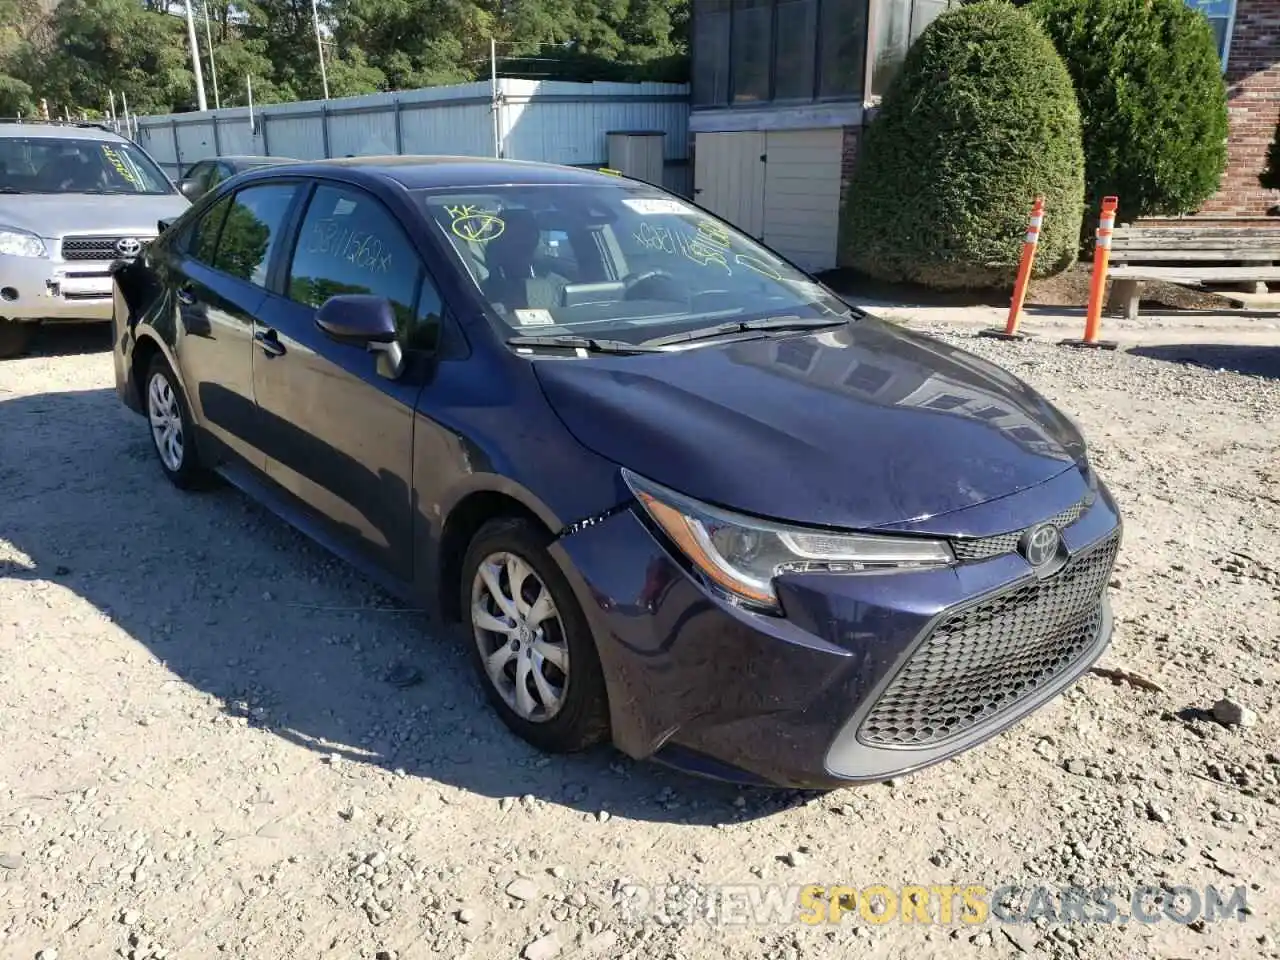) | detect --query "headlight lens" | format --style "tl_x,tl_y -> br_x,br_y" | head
623,469 -> 954,610
0,226 -> 47,258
